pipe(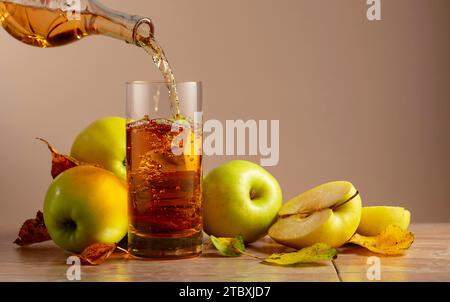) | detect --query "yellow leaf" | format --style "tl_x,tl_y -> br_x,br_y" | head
264,243 -> 337,265
210,235 -> 245,257
349,224 -> 414,255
